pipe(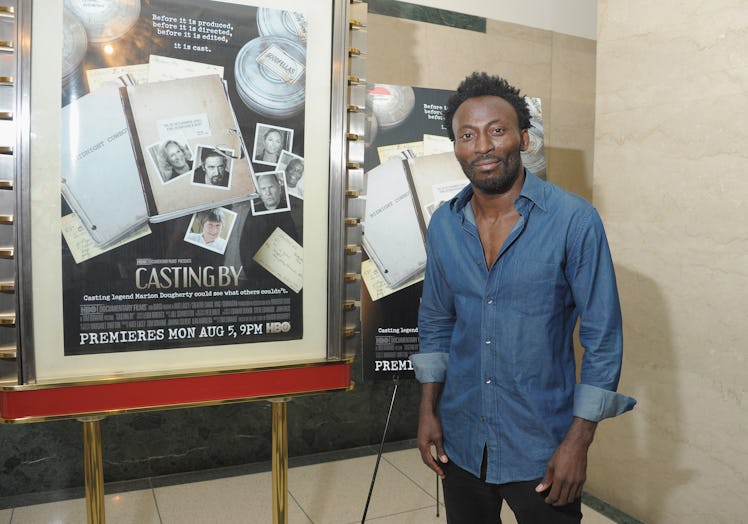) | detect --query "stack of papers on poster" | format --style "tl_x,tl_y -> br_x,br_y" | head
404,151 -> 467,229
